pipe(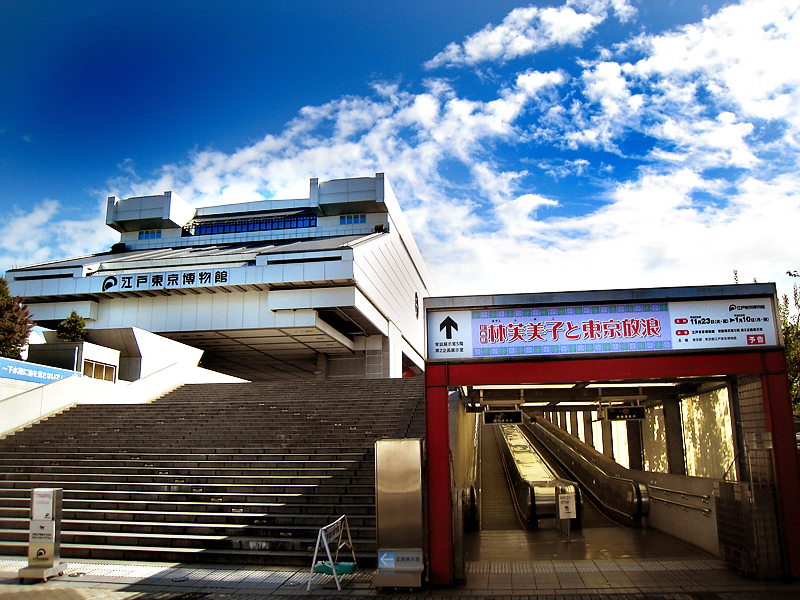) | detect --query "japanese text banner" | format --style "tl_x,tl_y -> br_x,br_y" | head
427,297 -> 777,361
